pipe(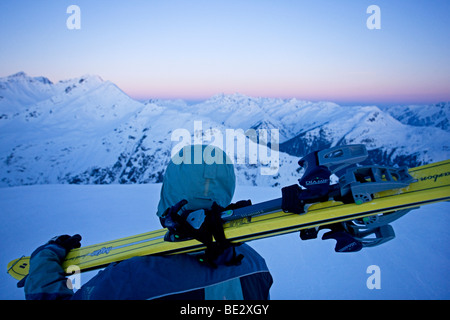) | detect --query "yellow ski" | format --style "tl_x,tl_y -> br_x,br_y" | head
7,159 -> 450,282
